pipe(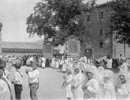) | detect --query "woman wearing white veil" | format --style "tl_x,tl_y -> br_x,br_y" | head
102,69 -> 116,100
97,66 -> 105,99
116,71 -> 130,100
71,67 -> 84,100
82,64 -> 99,100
